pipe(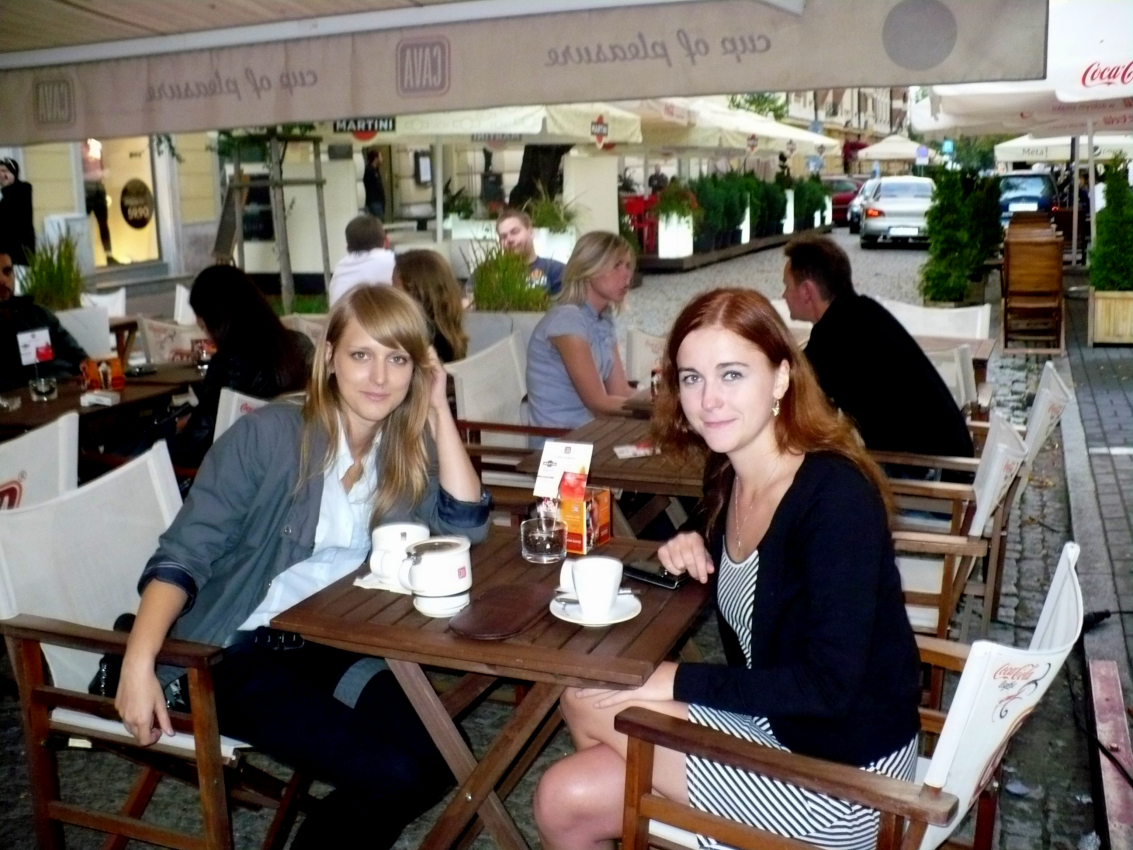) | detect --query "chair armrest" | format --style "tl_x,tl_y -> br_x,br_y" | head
462,445 -> 535,462
891,531 -> 989,557
916,634 -> 971,672
918,707 -> 947,736
0,614 -> 224,669
614,707 -> 957,826
457,419 -> 570,439
887,480 -> 975,502
871,450 -> 980,474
